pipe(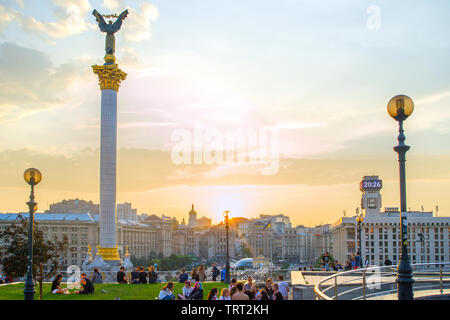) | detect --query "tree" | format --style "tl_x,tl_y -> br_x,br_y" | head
240,243 -> 253,258
0,214 -> 68,300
